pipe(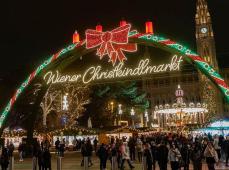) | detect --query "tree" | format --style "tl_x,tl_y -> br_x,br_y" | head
63,83 -> 90,126
82,81 -> 149,127
40,86 -> 61,126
